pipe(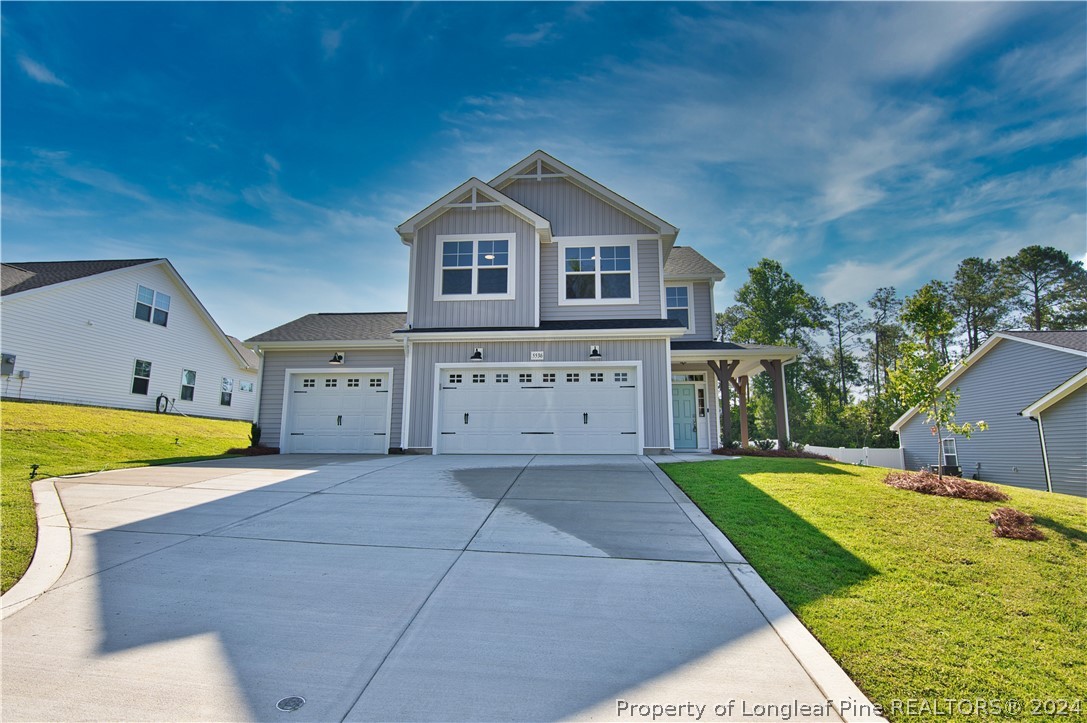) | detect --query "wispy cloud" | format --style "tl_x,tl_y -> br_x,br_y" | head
503,22 -> 555,48
17,54 -> 68,87
321,21 -> 353,59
